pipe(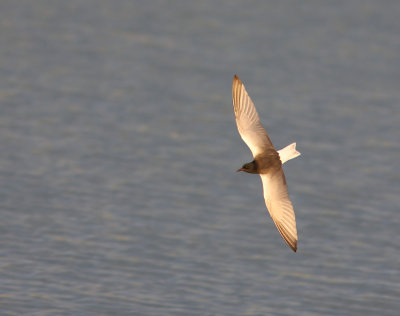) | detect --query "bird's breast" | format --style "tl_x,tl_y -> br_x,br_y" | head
255,150 -> 282,174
